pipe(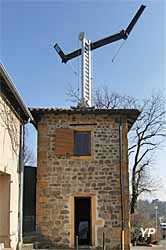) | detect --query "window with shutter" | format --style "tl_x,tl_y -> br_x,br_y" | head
55,128 -> 92,158
55,128 -> 74,156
